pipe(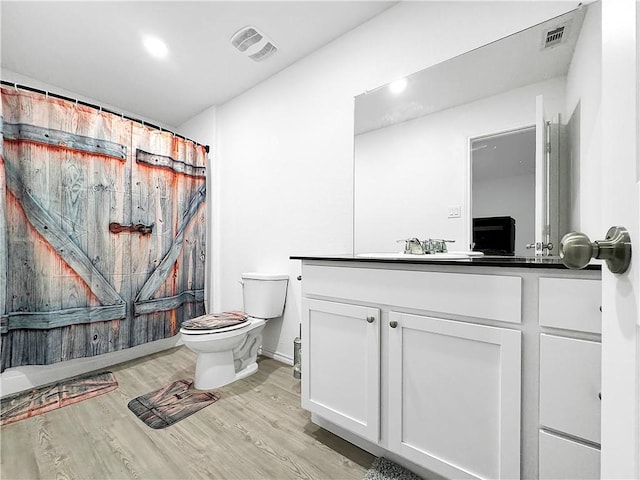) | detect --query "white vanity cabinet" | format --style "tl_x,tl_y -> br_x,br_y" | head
296,258 -> 602,480
388,312 -> 521,479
